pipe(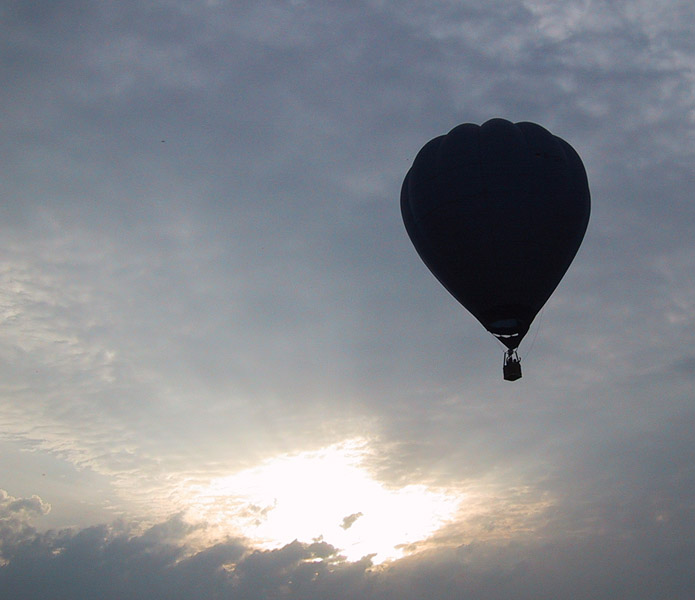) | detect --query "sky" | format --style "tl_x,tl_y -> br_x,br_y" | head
1,0 -> 694,597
